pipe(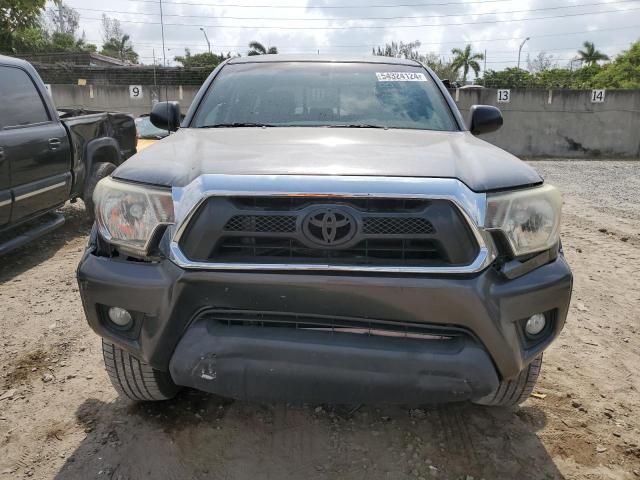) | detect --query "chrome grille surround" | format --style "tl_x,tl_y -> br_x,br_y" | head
168,174 -> 496,274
